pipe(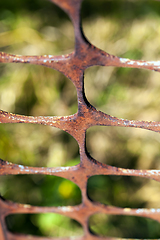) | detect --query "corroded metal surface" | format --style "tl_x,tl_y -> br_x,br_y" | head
0,0 -> 160,239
